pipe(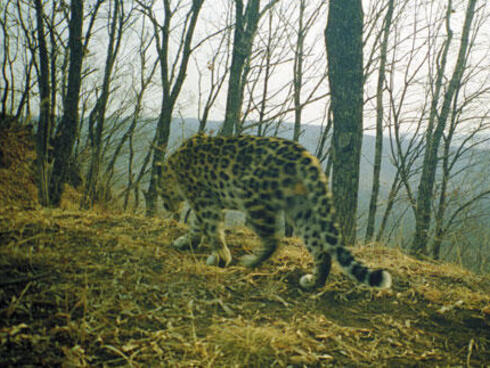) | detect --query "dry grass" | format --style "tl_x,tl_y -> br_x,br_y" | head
0,126 -> 37,209
0,207 -> 488,367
